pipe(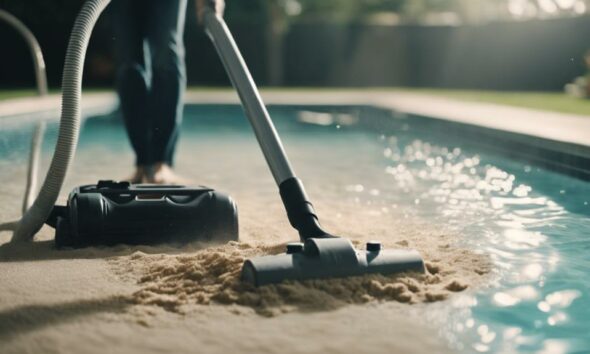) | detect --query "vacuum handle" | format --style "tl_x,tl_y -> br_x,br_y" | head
203,10 -> 331,241
203,10 -> 295,186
